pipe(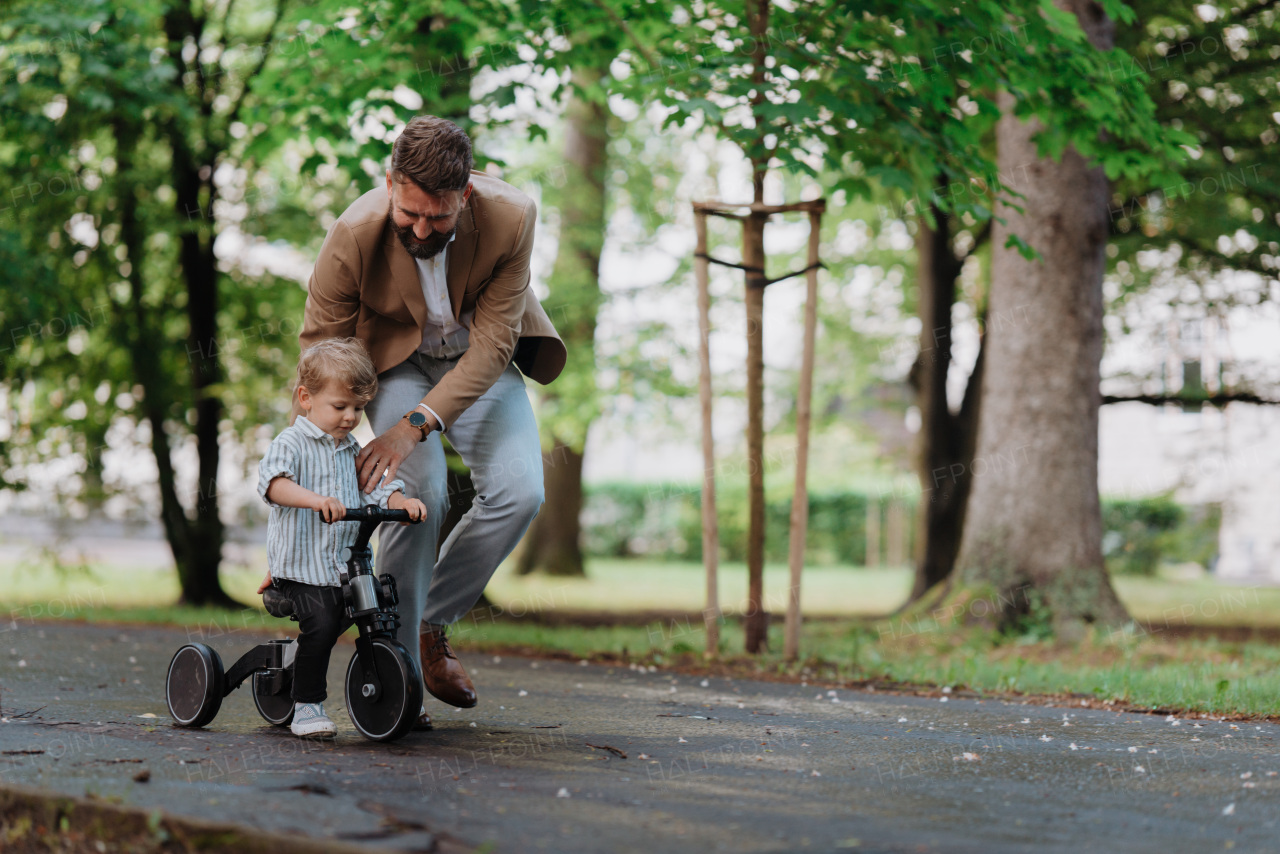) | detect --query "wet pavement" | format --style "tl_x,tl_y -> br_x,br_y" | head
1,620 -> 1277,852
